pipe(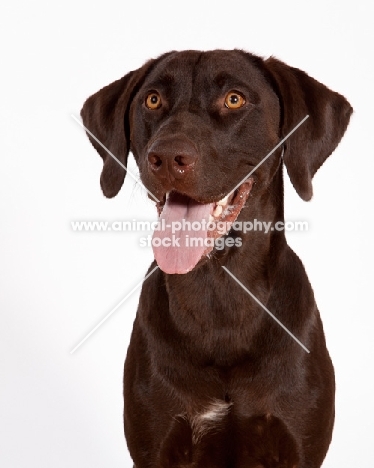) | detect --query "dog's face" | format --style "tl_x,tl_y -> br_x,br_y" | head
130,50 -> 280,203
81,50 -> 352,274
